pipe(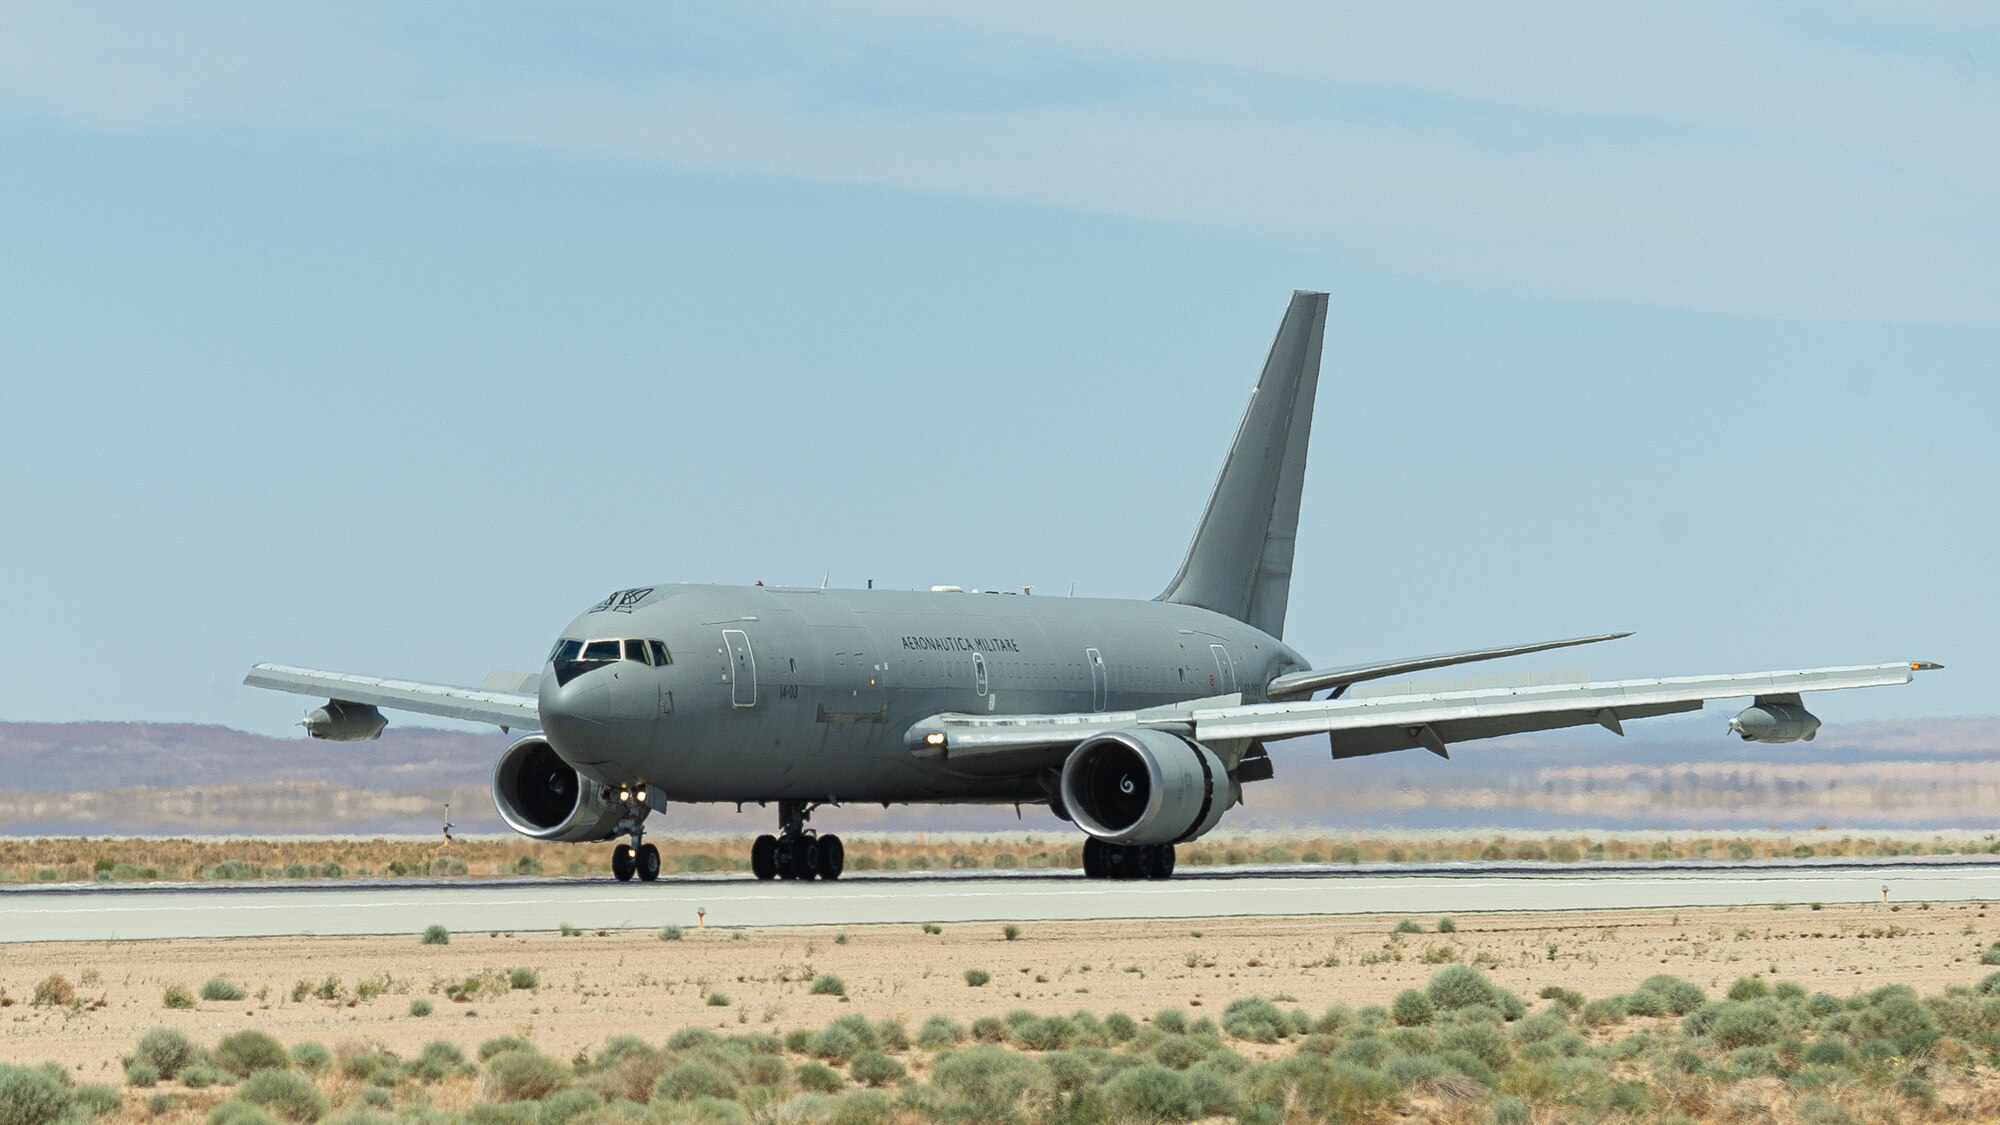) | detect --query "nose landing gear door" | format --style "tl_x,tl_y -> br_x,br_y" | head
723,629 -> 757,708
